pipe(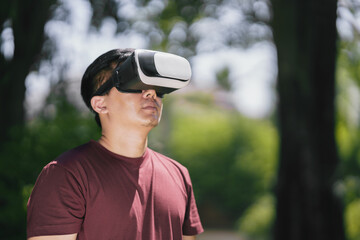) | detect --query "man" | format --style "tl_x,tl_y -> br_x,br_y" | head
27,48 -> 203,240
